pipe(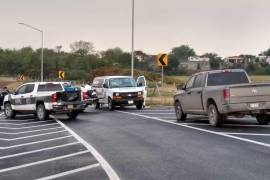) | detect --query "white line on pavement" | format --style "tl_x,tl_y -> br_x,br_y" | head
0,119 -> 38,122
225,133 -> 270,136
0,135 -> 73,149
0,150 -> 89,173
0,120 -> 55,126
0,127 -> 63,134
0,142 -> 80,160
189,123 -> 270,128
0,123 -> 58,129
136,113 -> 175,115
54,117 -> 120,180
117,110 -> 270,149
0,130 -> 67,141
35,163 -> 100,180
